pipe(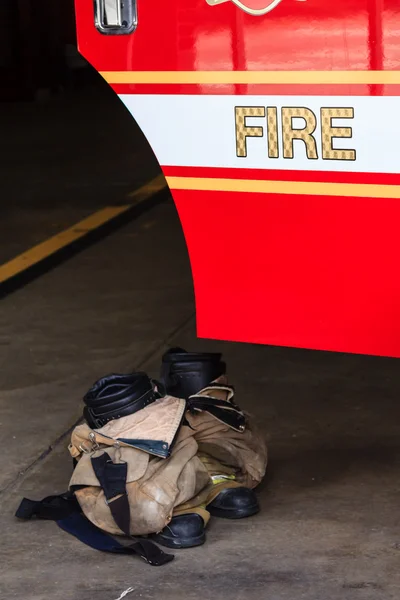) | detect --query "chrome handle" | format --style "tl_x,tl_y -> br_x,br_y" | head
94,0 -> 137,35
